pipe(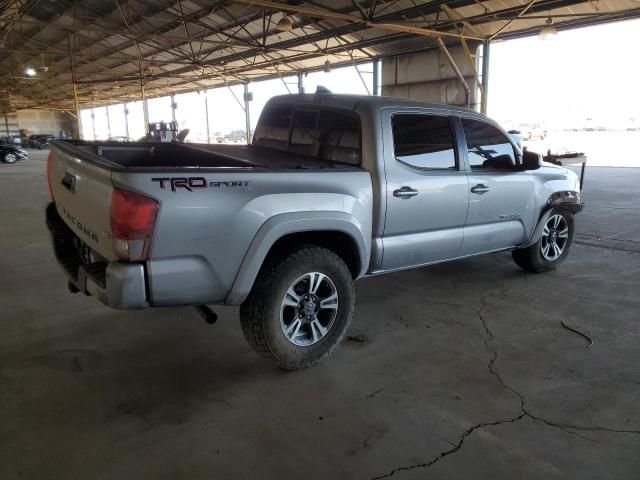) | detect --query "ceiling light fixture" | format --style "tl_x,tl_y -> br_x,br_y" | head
24,67 -> 36,77
276,14 -> 293,32
539,18 -> 557,40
